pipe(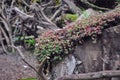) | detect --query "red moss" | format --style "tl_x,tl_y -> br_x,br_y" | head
36,8 -> 120,62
